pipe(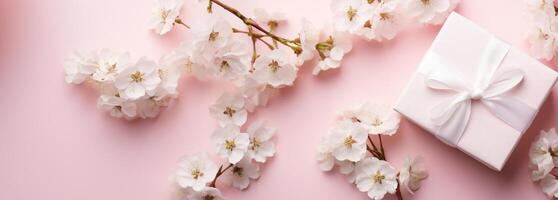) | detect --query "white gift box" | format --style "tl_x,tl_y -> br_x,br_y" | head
394,12 -> 558,171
